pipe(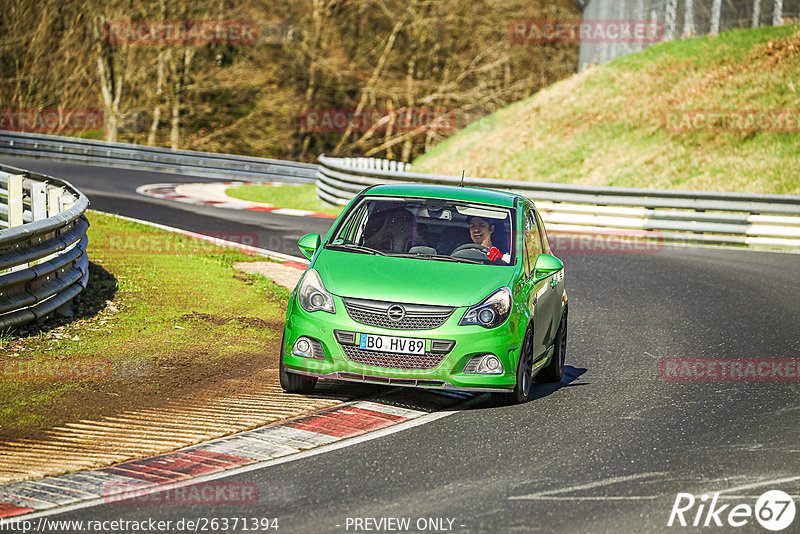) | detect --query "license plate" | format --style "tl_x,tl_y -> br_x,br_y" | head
359,334 -> 426,355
